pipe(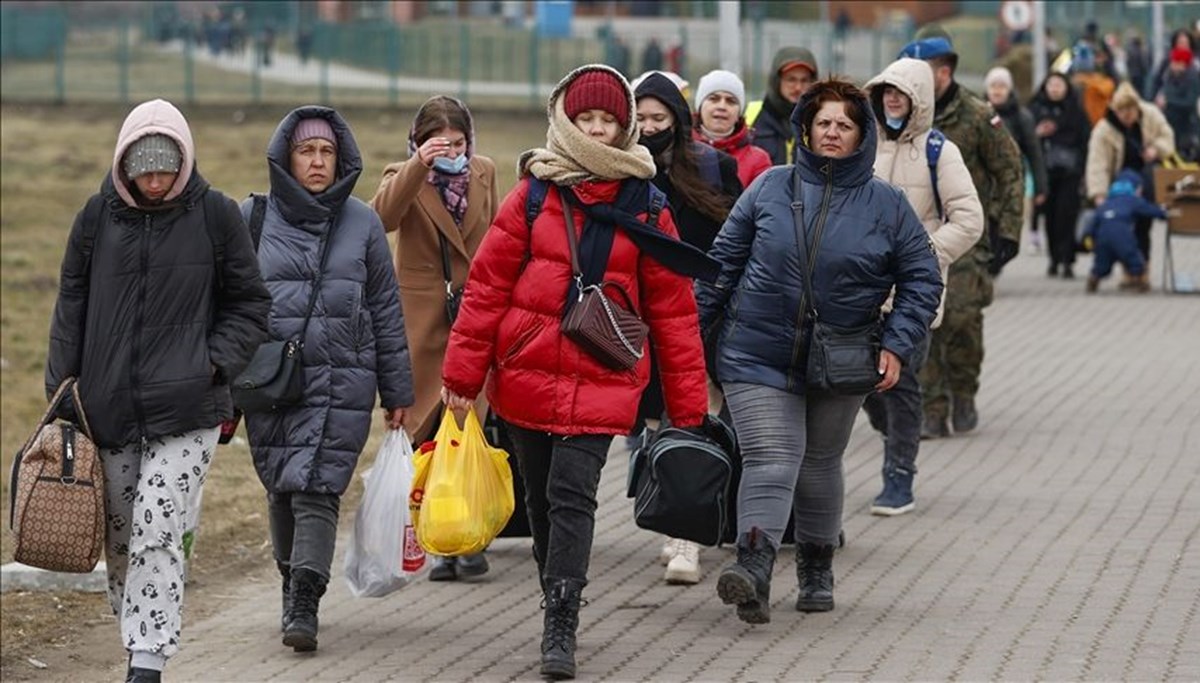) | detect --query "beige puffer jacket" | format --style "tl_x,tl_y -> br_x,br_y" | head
1085,101 -> 1175,201
865,58 -> 984,328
